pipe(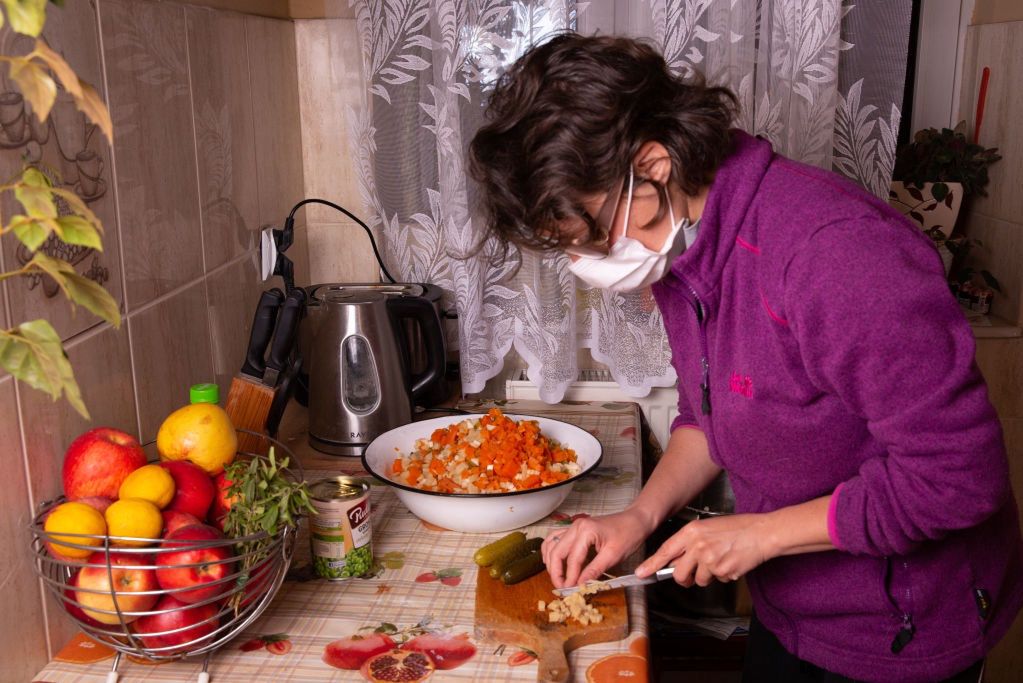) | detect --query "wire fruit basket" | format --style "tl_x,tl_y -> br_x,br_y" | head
28,433 -> 302,683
